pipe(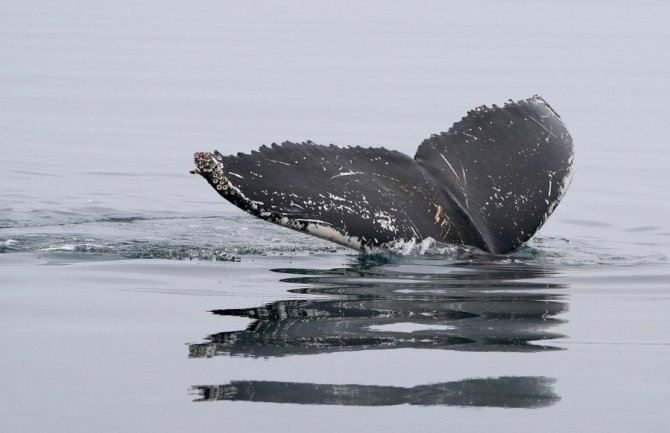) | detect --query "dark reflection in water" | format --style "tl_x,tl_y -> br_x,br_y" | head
190,253 -> 567,408
193,376 -> 558,408
190,255 -> 567,358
